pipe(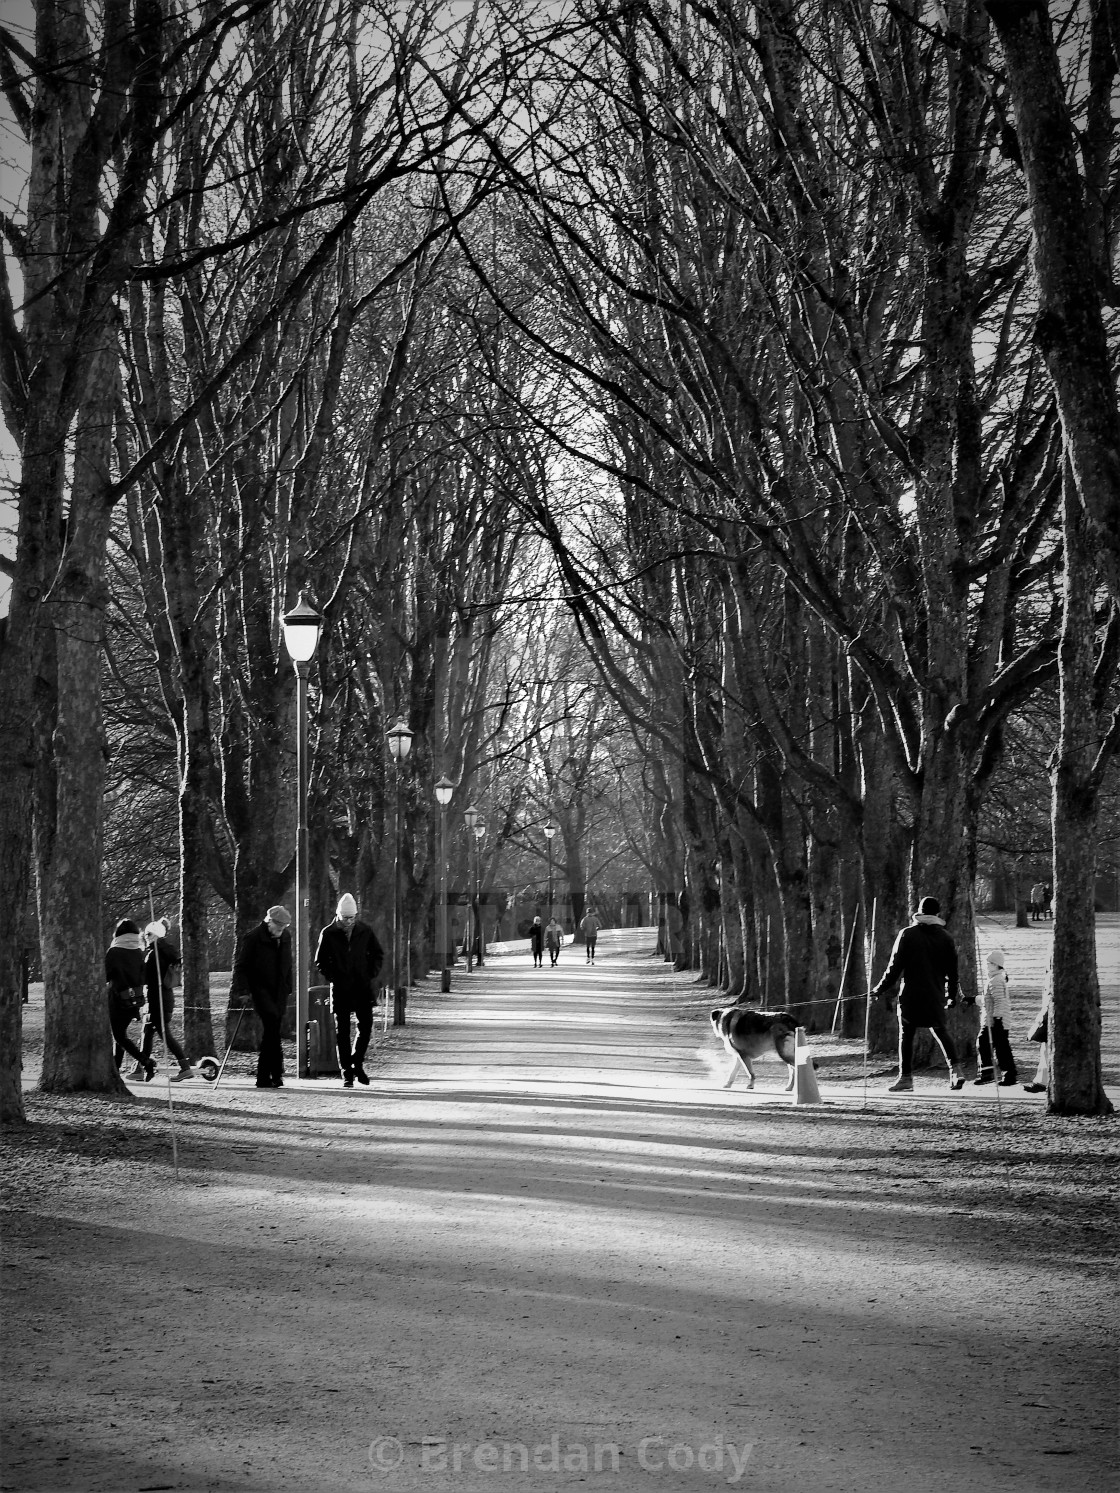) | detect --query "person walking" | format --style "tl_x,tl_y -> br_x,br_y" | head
105,919 -> 155,1080
973,947 -> 1017,1087
545,916 -> 564,967
579,909 -> 601,964
1030,883 -> 1045,921
315,893 -> 384,1088
1023,1001 -> 1050,1093
234,906 -> 293,1088
872,895 -> 966,1093
137,919 -> 196,1081
529,916 -> 545,968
